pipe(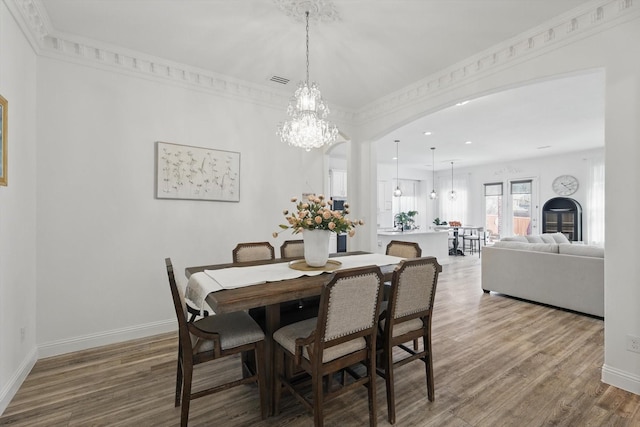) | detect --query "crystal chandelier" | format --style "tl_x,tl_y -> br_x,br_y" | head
277,11 -> 338,152
448,161 -> 457,201
393,140 -> 402,197
429,147 -> 437,199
